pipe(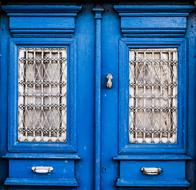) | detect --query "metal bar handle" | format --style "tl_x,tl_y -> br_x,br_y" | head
32,166 -> 54,174
140,167 -> 162,176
